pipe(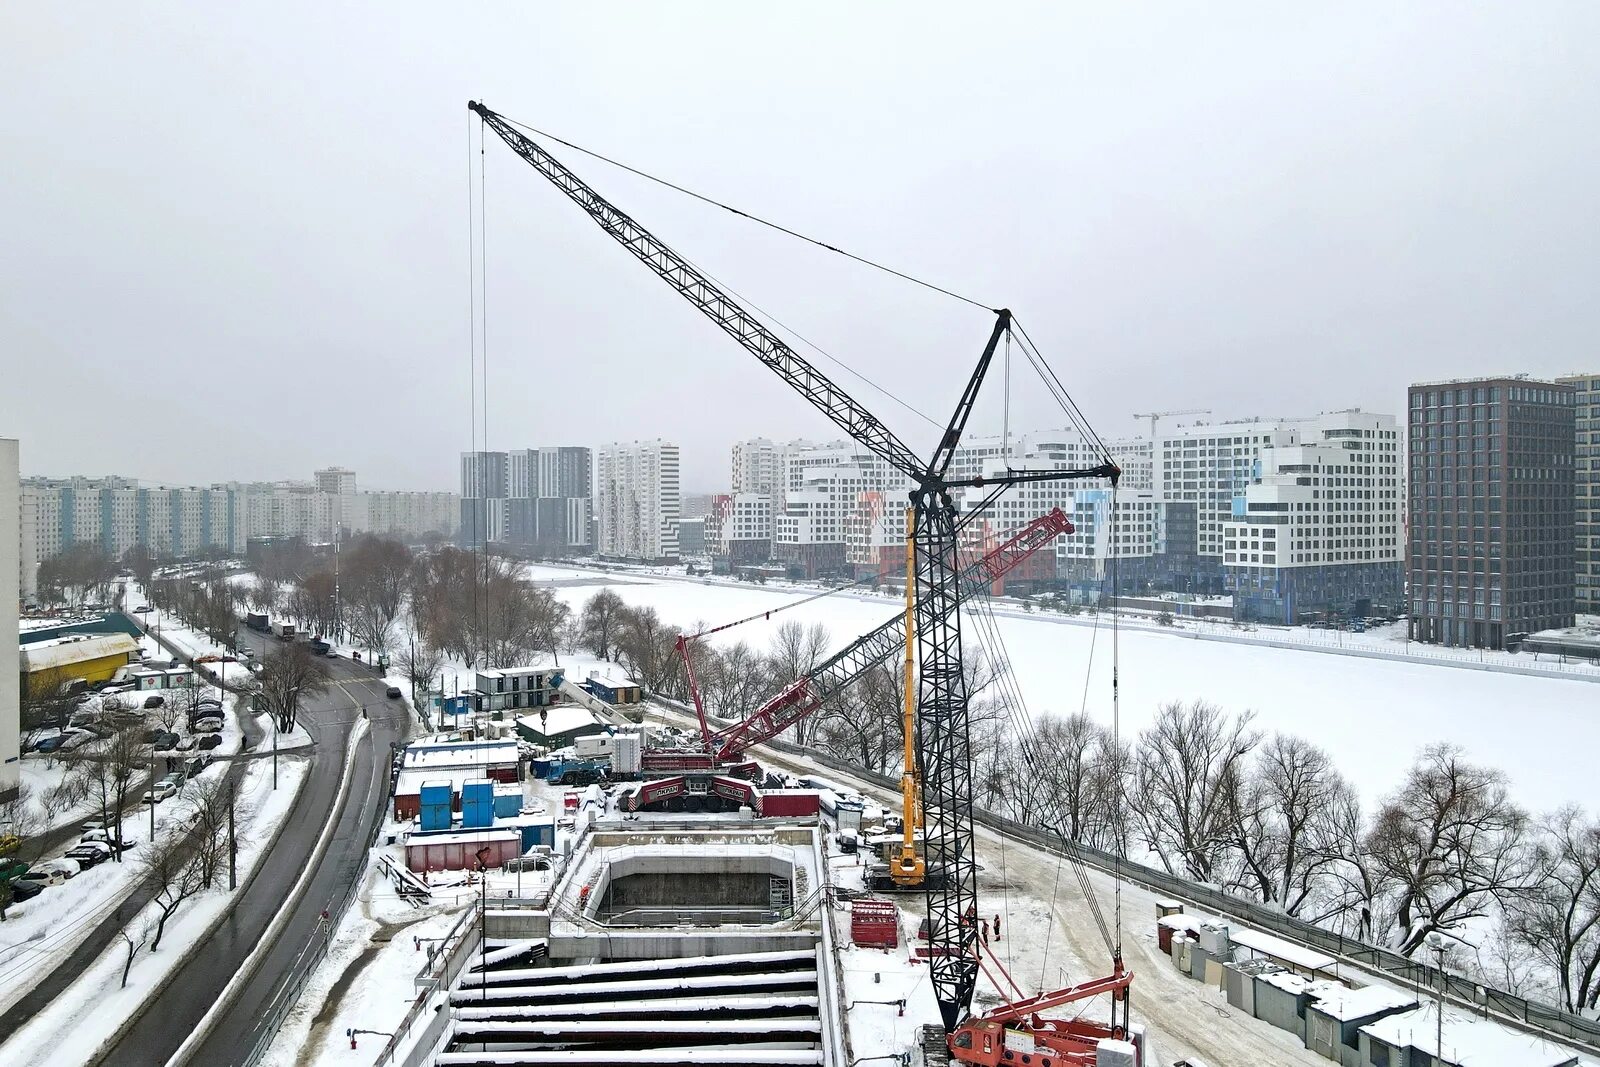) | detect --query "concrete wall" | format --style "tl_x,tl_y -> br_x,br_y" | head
607,871 -> 776,908
546,928 -> 818,961
1,439 -> 19,802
